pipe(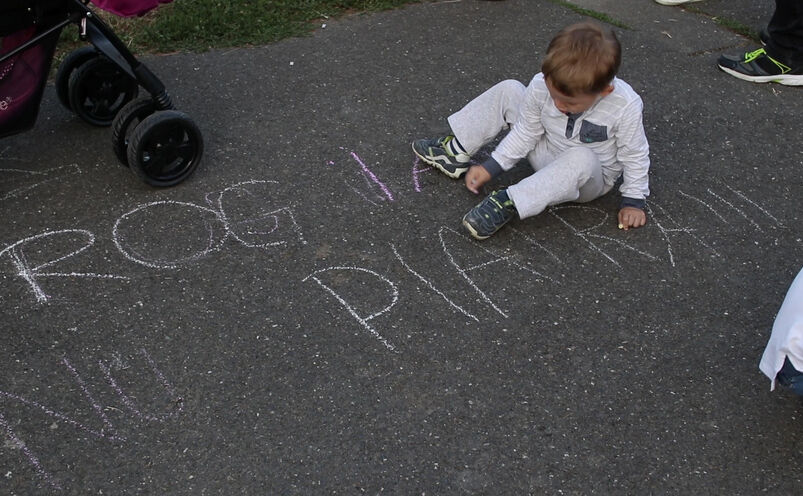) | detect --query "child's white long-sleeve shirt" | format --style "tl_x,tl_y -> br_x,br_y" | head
488,73 -> 650,205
